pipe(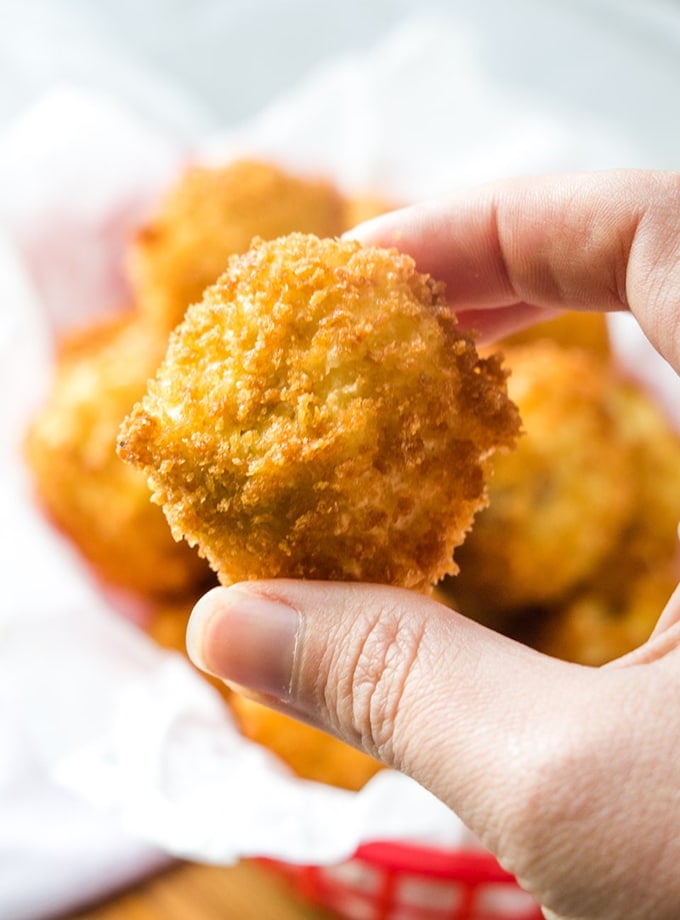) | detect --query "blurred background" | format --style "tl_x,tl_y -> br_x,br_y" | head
2,0 -> 679,172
